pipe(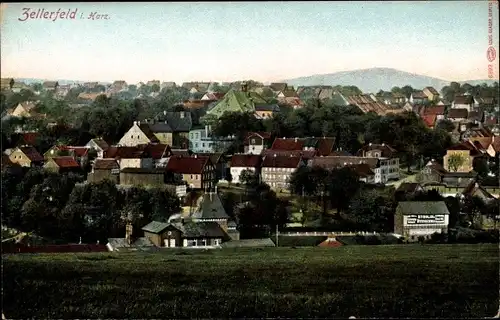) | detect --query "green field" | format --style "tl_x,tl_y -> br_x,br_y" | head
3,245 -> 499,318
